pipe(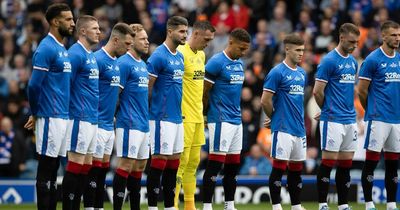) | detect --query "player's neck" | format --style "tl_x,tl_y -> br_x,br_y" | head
78,39 -> 93,52
49,28 -> 64,43
283,58 -> 297,69
103,44 -> 117,58
336,45 -> 349,57
128,50 -> 141,61
381,44 -> 396,57
164,39 -> 178,53
188,39 -> 198,53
